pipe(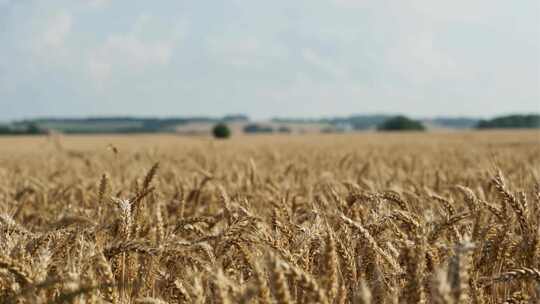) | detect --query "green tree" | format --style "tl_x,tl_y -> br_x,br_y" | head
212,123 -> 231,139
377,116 -> 425,131
477,114 -> 540,129
277,126 -> 291,133
0,126 -> 13,135
26,123 -> 43,135
243,124 -> 273,133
